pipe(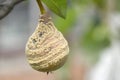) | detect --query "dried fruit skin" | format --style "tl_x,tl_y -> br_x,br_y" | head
25,13 -> 69,72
